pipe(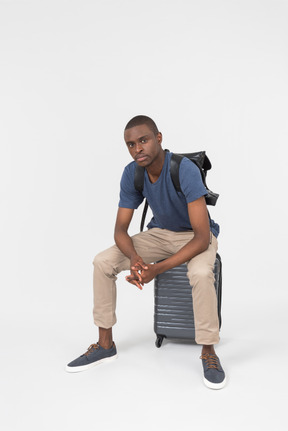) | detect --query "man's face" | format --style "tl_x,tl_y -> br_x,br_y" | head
124,124 -> 162,168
